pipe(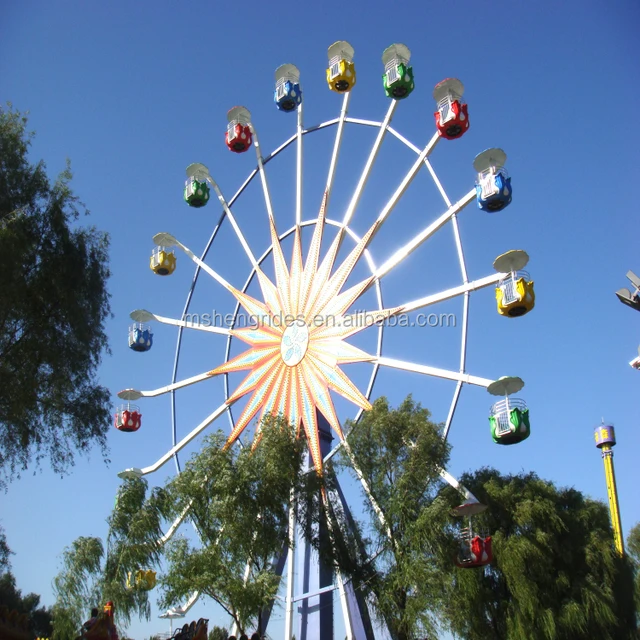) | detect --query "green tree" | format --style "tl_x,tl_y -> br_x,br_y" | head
0,571 -> 54,639
208,625 -> 229,640
0,525 -> 12,572
436,468 -> 638,640
158,419 -> 307,637
627,522 -> 640,615
52,478 -> 168,639
0,104 -> 111,487
331,396 -> 452,640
